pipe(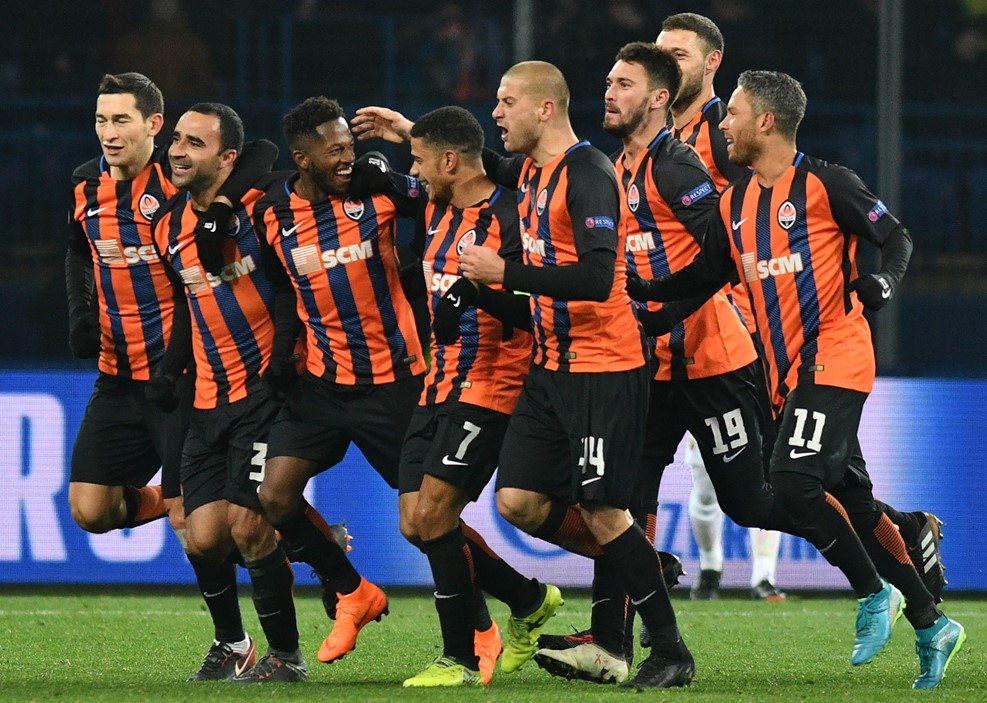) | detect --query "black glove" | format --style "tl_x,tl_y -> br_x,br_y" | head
68,314 -> 101,359
637,308 -> 675,337
433,278 -> 478,345
145,372 -> 180,412
625,269 -> 653,302
262,354 -> 299,404
398,259 -> 426,303
849,273 -> 894,311
348,151 -> 391,199
195,201 -> 235,276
